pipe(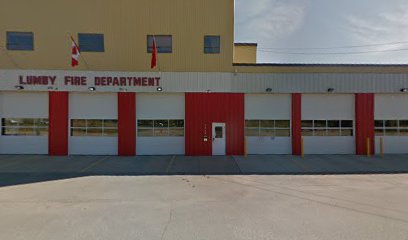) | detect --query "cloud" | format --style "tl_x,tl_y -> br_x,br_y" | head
344,3 -> 408,51
235,0 -> 307,43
